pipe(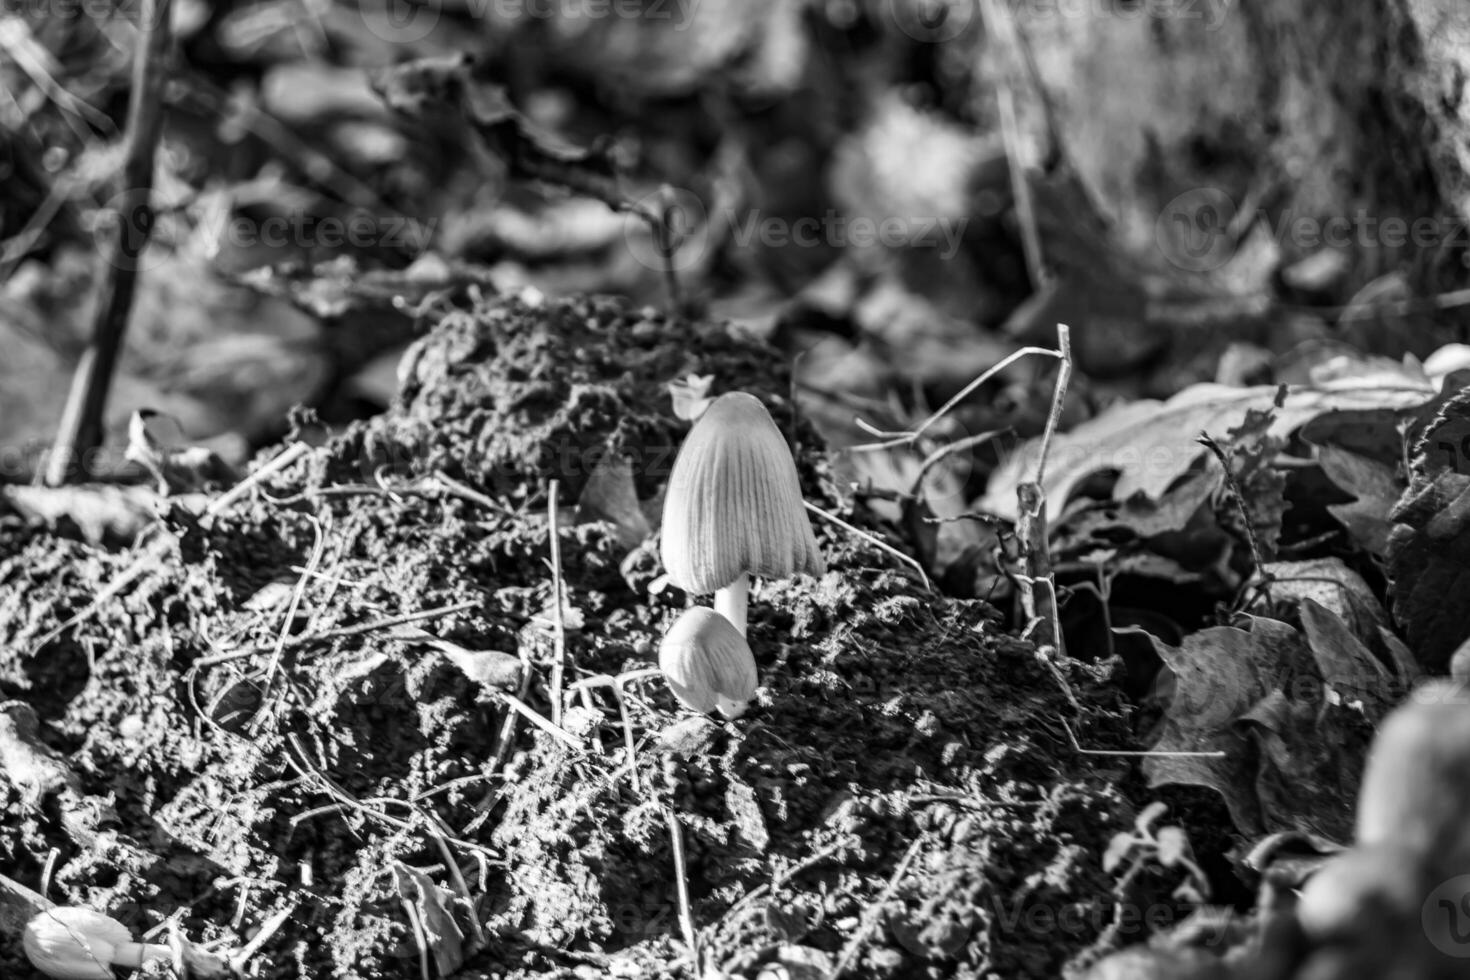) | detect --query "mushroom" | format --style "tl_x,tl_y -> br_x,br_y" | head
659,607 -> 758,720
660,391 -> 824,636
23,907 -> 171,980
